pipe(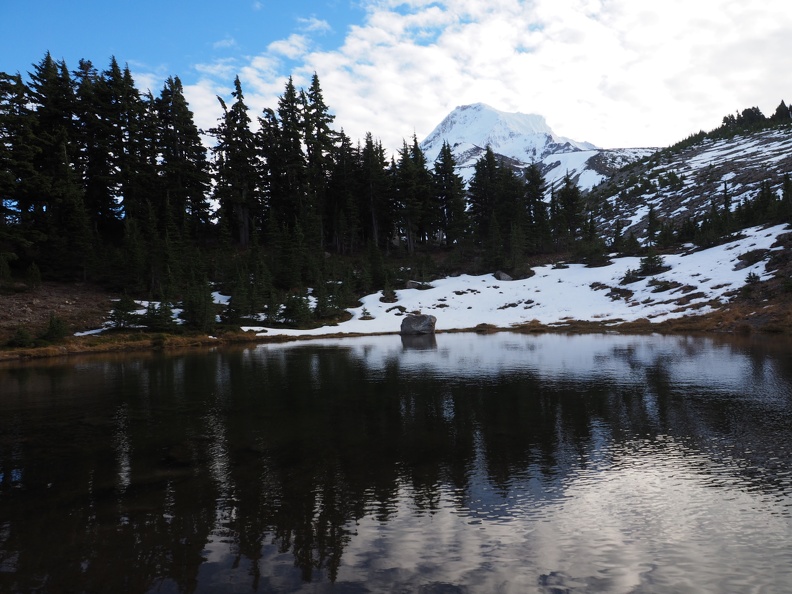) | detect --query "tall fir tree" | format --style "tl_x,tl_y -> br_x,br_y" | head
467,146 -> 499,245
432,141 -> 467,245
393,136 -> 433,254
210,76 -> 259,246
272,76 -> 308,232
358,133 -> 392,249
523,162 -> 550,253
555,174 -> 583,247
302,73 -> 336,246
27,53 -> 94,277
325,130 -> 362,253
0,72 -> 38,270
155,76 -> 211,240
